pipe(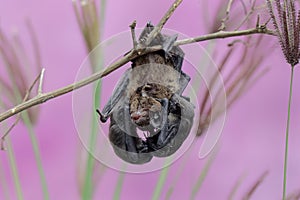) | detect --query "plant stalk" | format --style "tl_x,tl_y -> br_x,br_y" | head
282,66 -> 295,200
